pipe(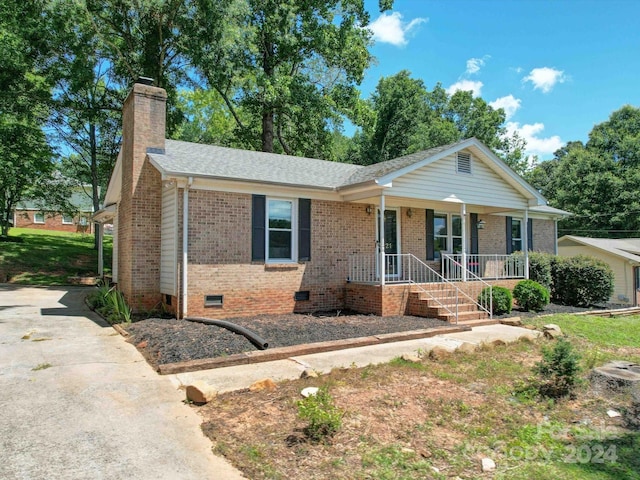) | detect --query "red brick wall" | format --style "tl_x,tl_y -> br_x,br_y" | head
14,210 -> 93,234
181,193 -> 377,318
117,83 -> 166,311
